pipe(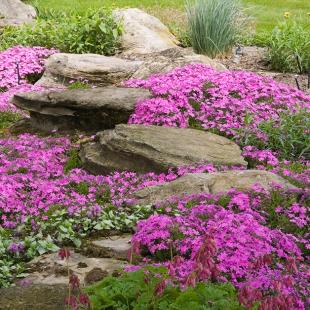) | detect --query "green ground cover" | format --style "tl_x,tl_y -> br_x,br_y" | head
28,0 -> 310,33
